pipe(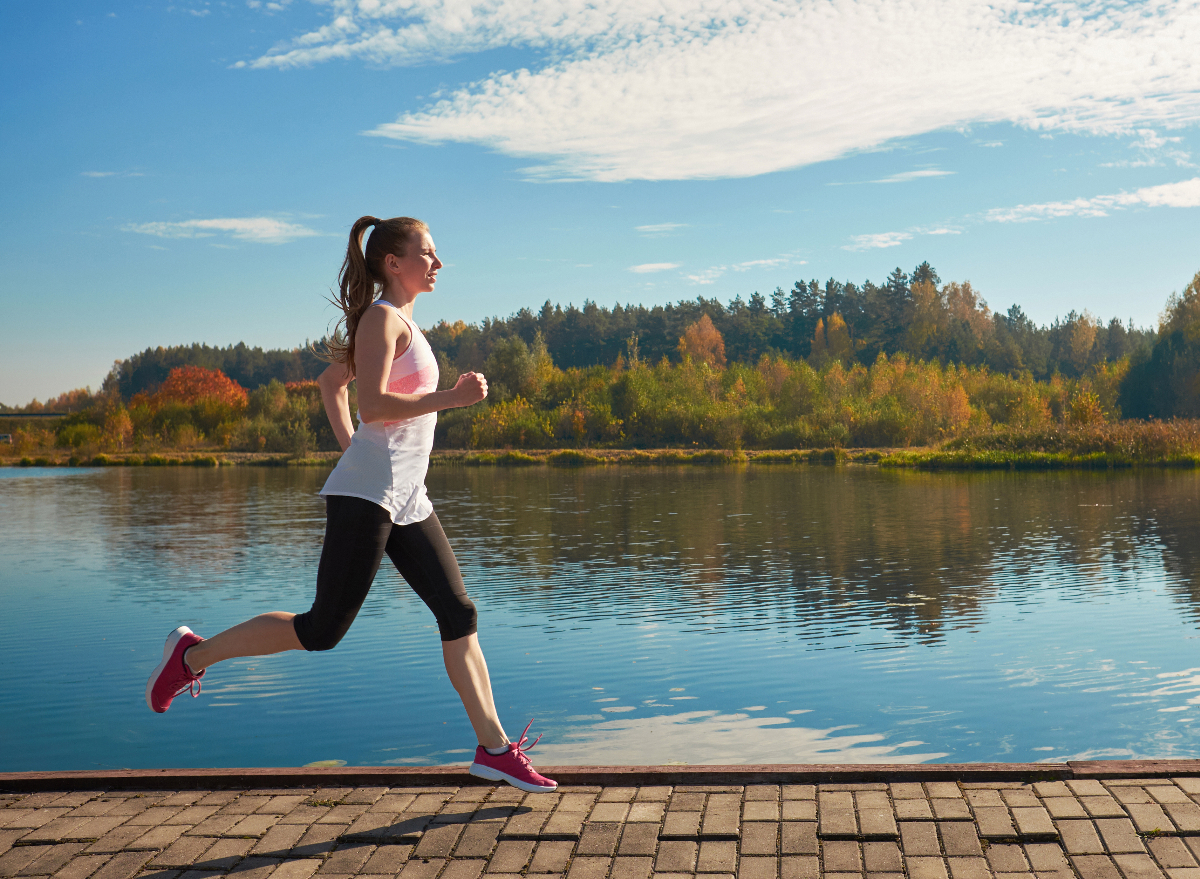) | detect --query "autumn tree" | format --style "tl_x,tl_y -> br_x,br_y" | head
152,366 -> 248,410
678,314 -> 727,367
